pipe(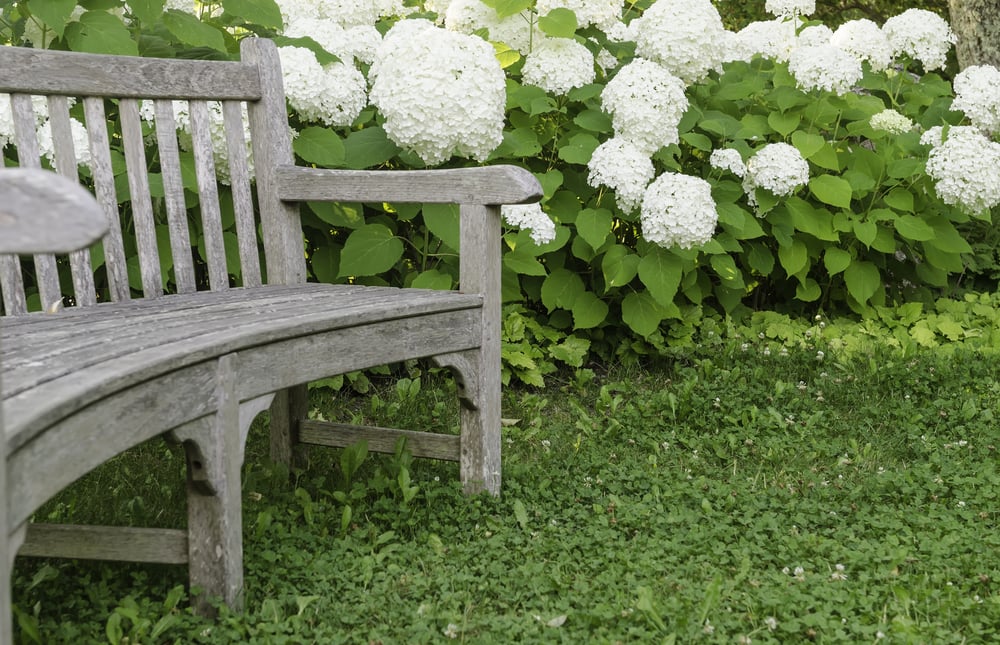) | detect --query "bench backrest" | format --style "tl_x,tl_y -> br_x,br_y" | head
0,39 -> 303,316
